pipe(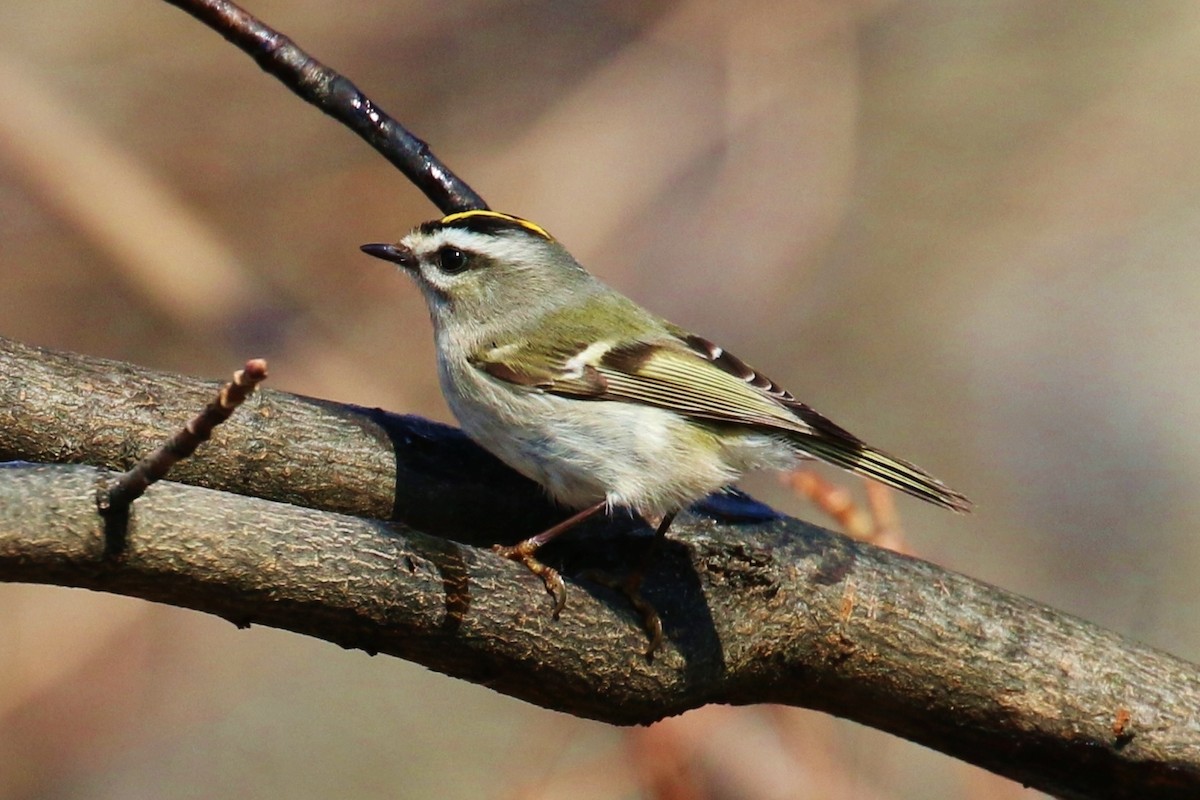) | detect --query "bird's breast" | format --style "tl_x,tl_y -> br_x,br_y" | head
437,356 -> 752,515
